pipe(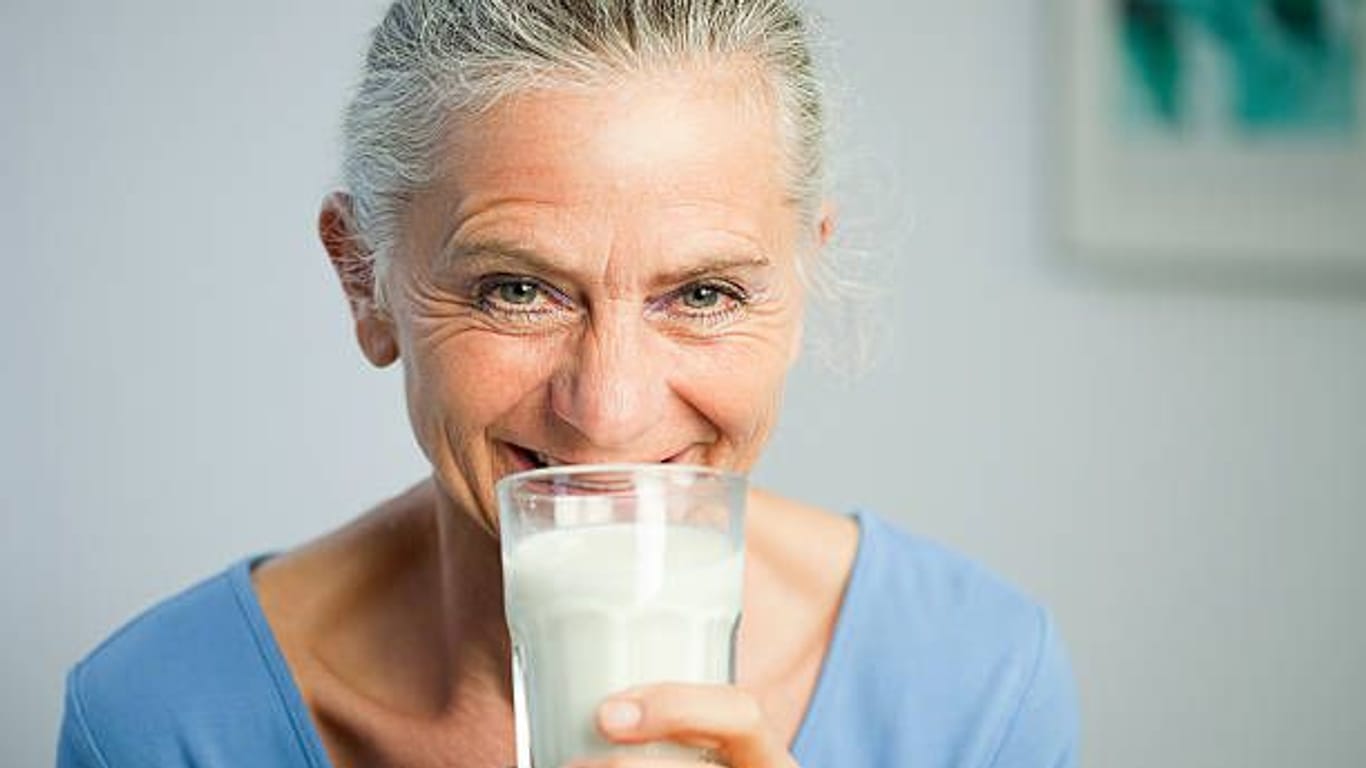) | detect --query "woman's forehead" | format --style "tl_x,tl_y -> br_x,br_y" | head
405,67 -> 800,274
439,67 -> 787,214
